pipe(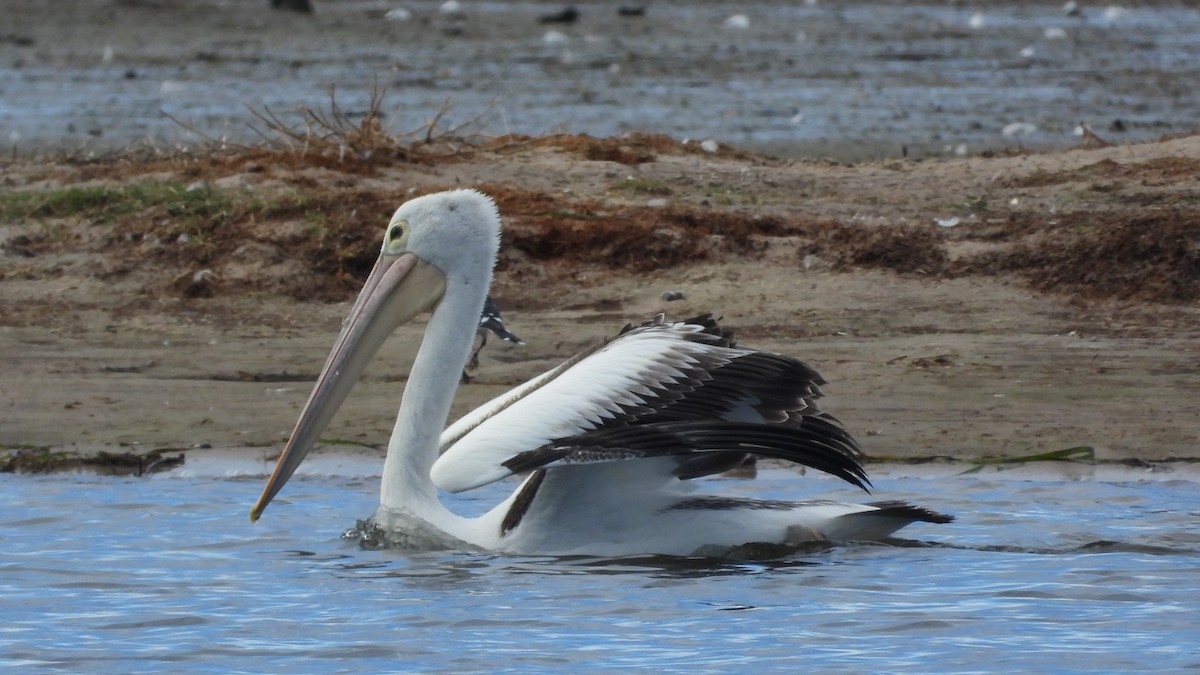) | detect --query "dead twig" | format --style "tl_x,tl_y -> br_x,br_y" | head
165,79 -> 495,167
